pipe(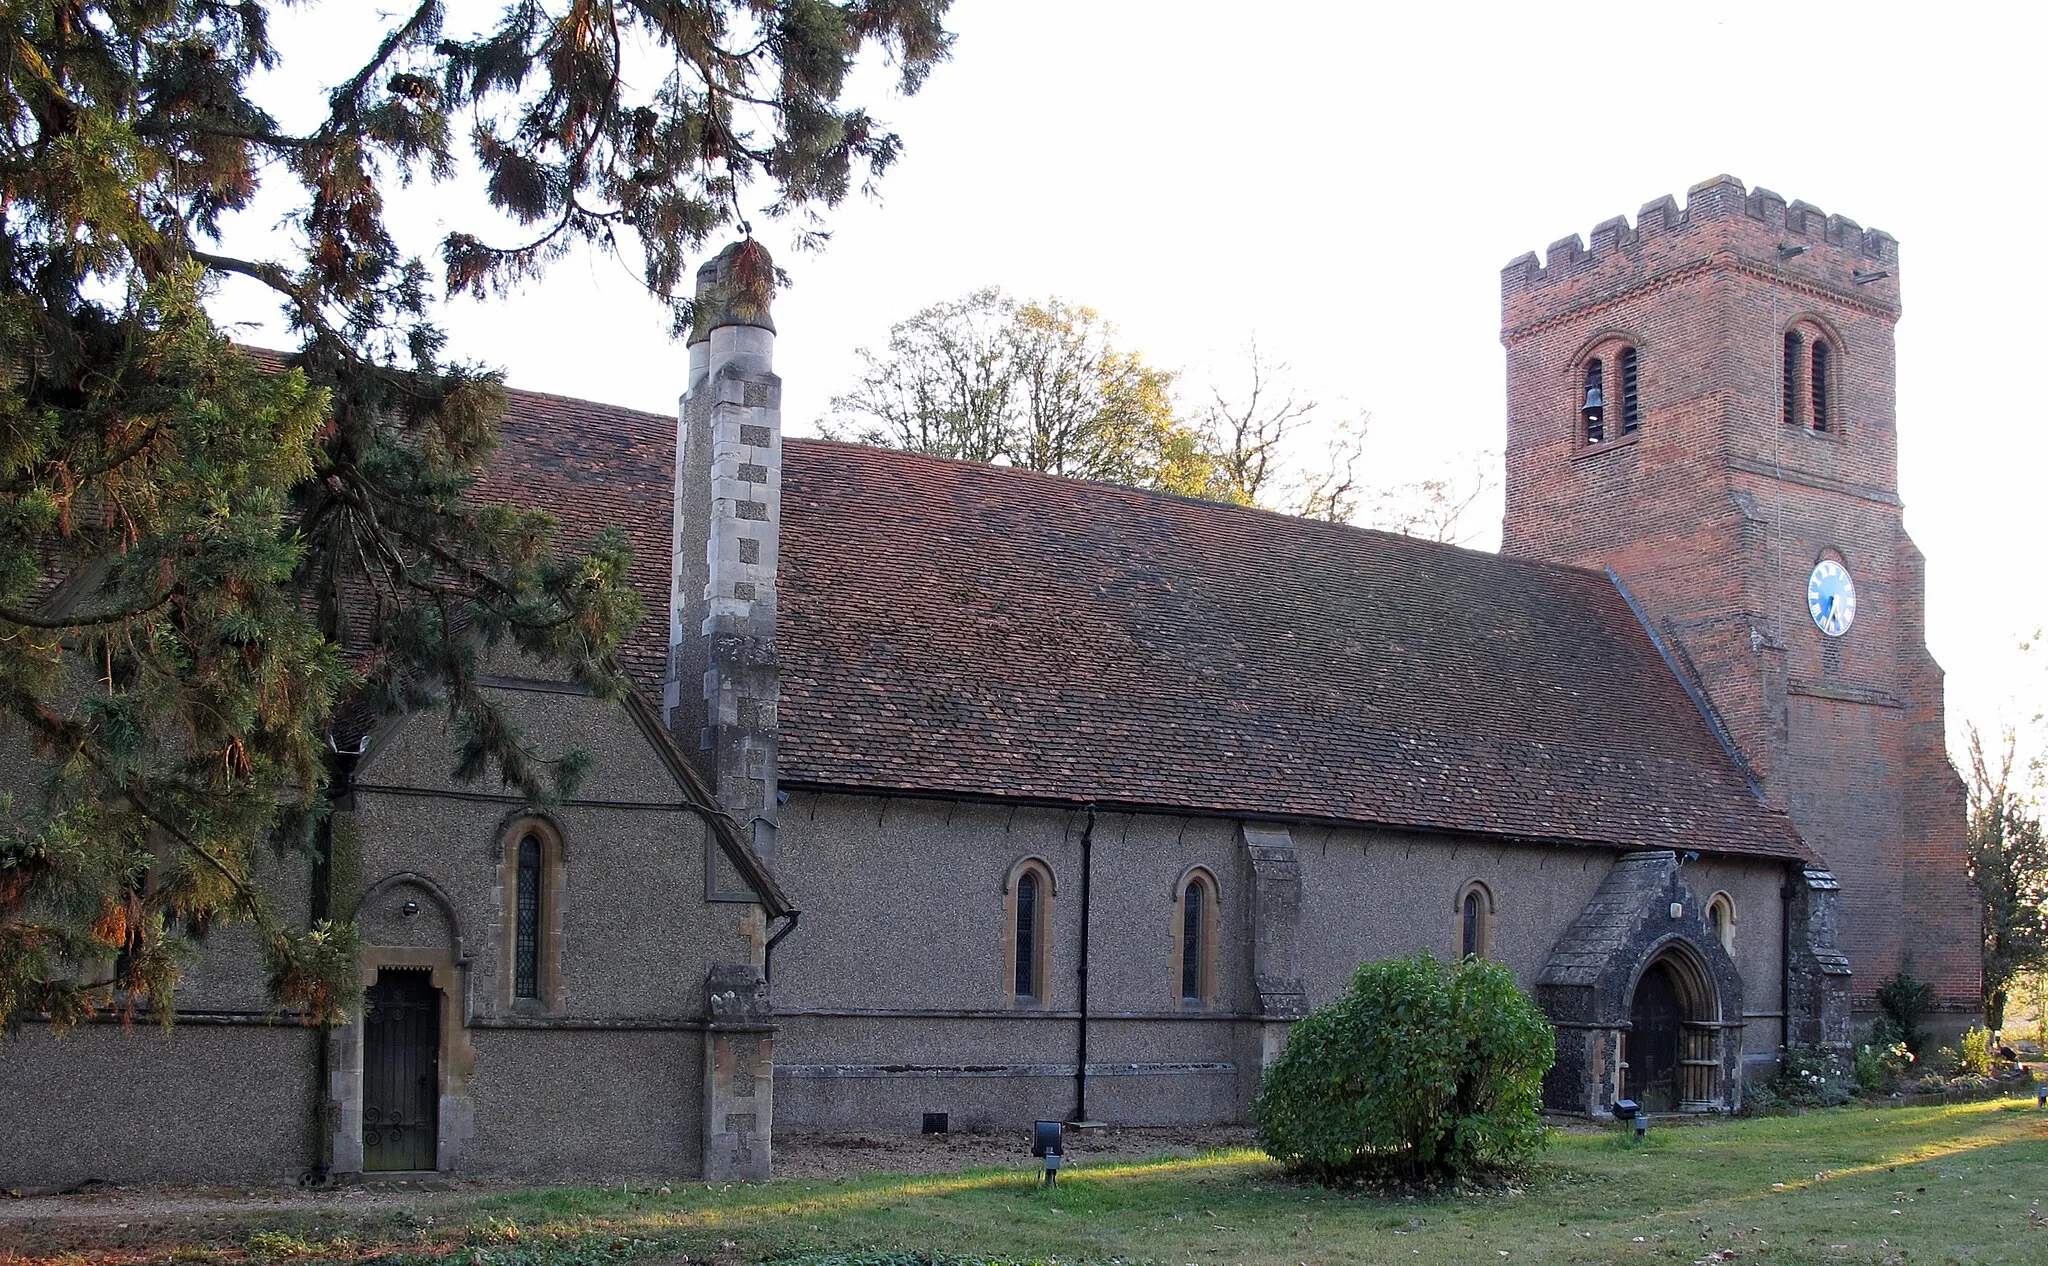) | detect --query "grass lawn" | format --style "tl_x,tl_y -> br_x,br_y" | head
6,1099 -> 2045,1266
